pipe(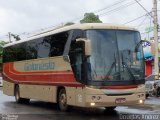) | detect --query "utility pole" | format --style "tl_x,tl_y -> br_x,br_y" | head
8,32 -> 12,43
153,0 -> 159,78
